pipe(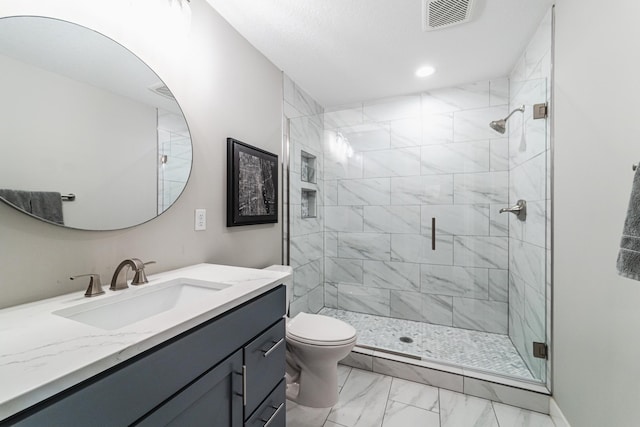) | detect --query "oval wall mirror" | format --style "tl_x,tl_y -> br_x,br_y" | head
0,16 -> 192,230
